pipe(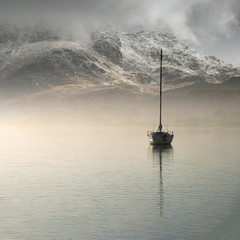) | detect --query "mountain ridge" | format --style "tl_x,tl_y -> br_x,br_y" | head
1,25 -> 240,97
